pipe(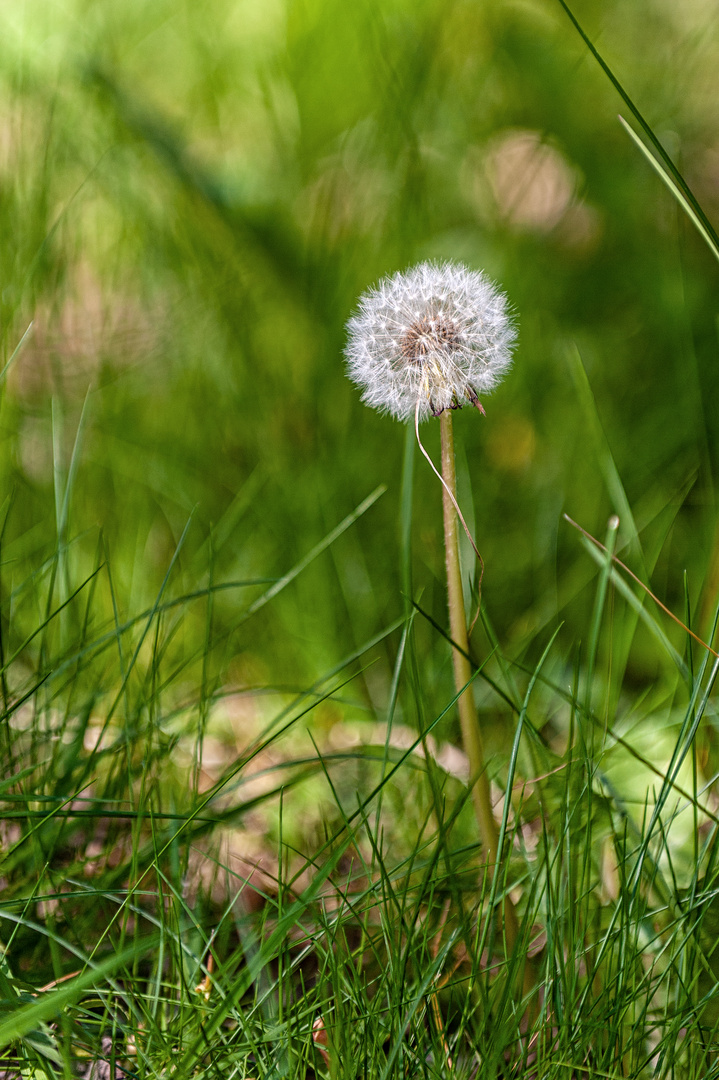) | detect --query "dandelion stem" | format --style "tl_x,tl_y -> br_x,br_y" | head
439,413 -> 497,860
439,410 -> 520,952
414,401 -> 485,598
